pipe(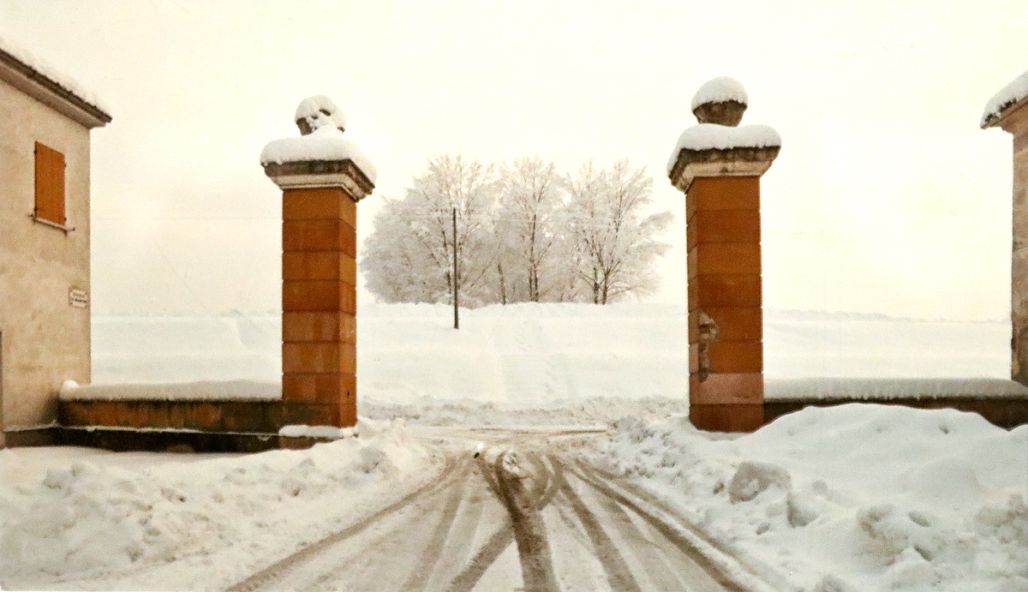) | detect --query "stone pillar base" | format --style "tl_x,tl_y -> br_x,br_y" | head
689,404 -> 764,432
